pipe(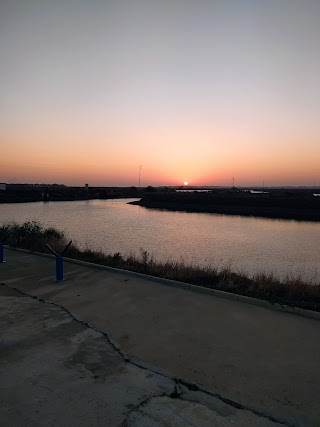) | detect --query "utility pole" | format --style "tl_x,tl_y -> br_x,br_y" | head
139,165 -> 142,188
